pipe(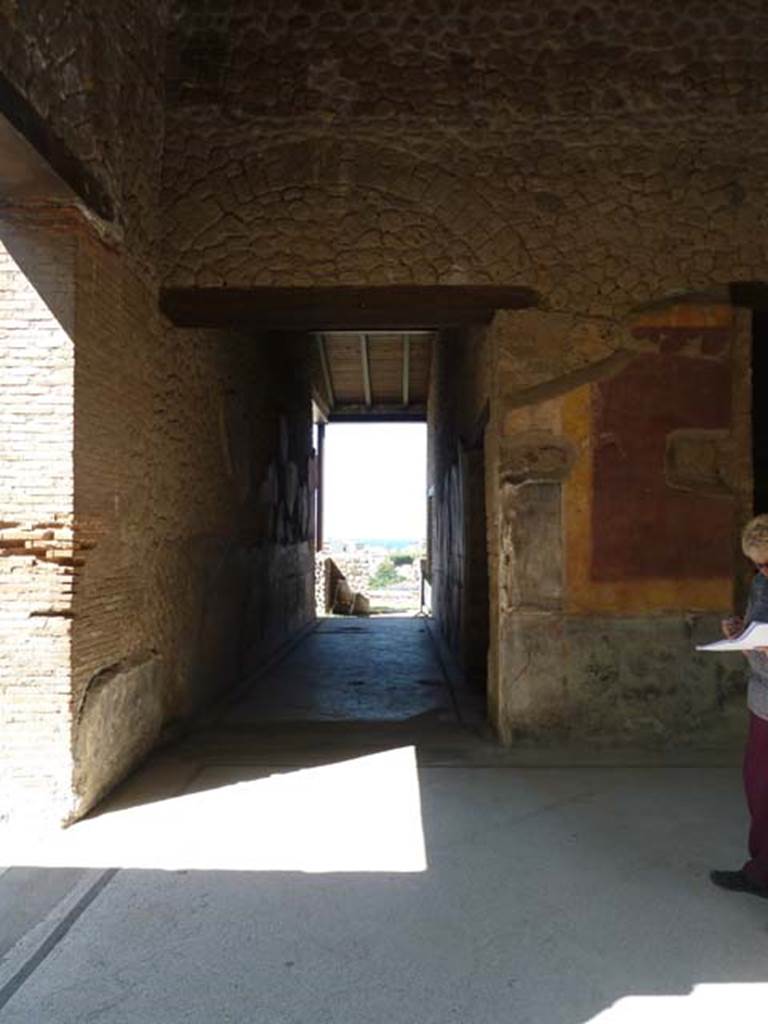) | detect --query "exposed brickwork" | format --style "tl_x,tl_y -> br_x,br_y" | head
0,219 -> 76,822
1,214 -> 317,823
69,229 -> 316,816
